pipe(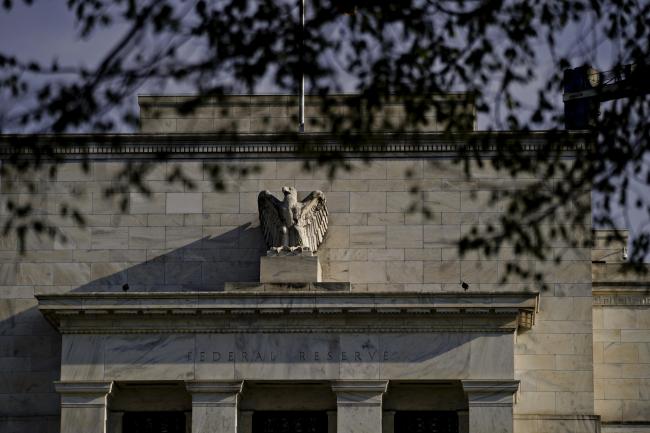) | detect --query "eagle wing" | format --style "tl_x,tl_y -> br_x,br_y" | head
298,190 -> 328,252
258,191 -> 284,249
